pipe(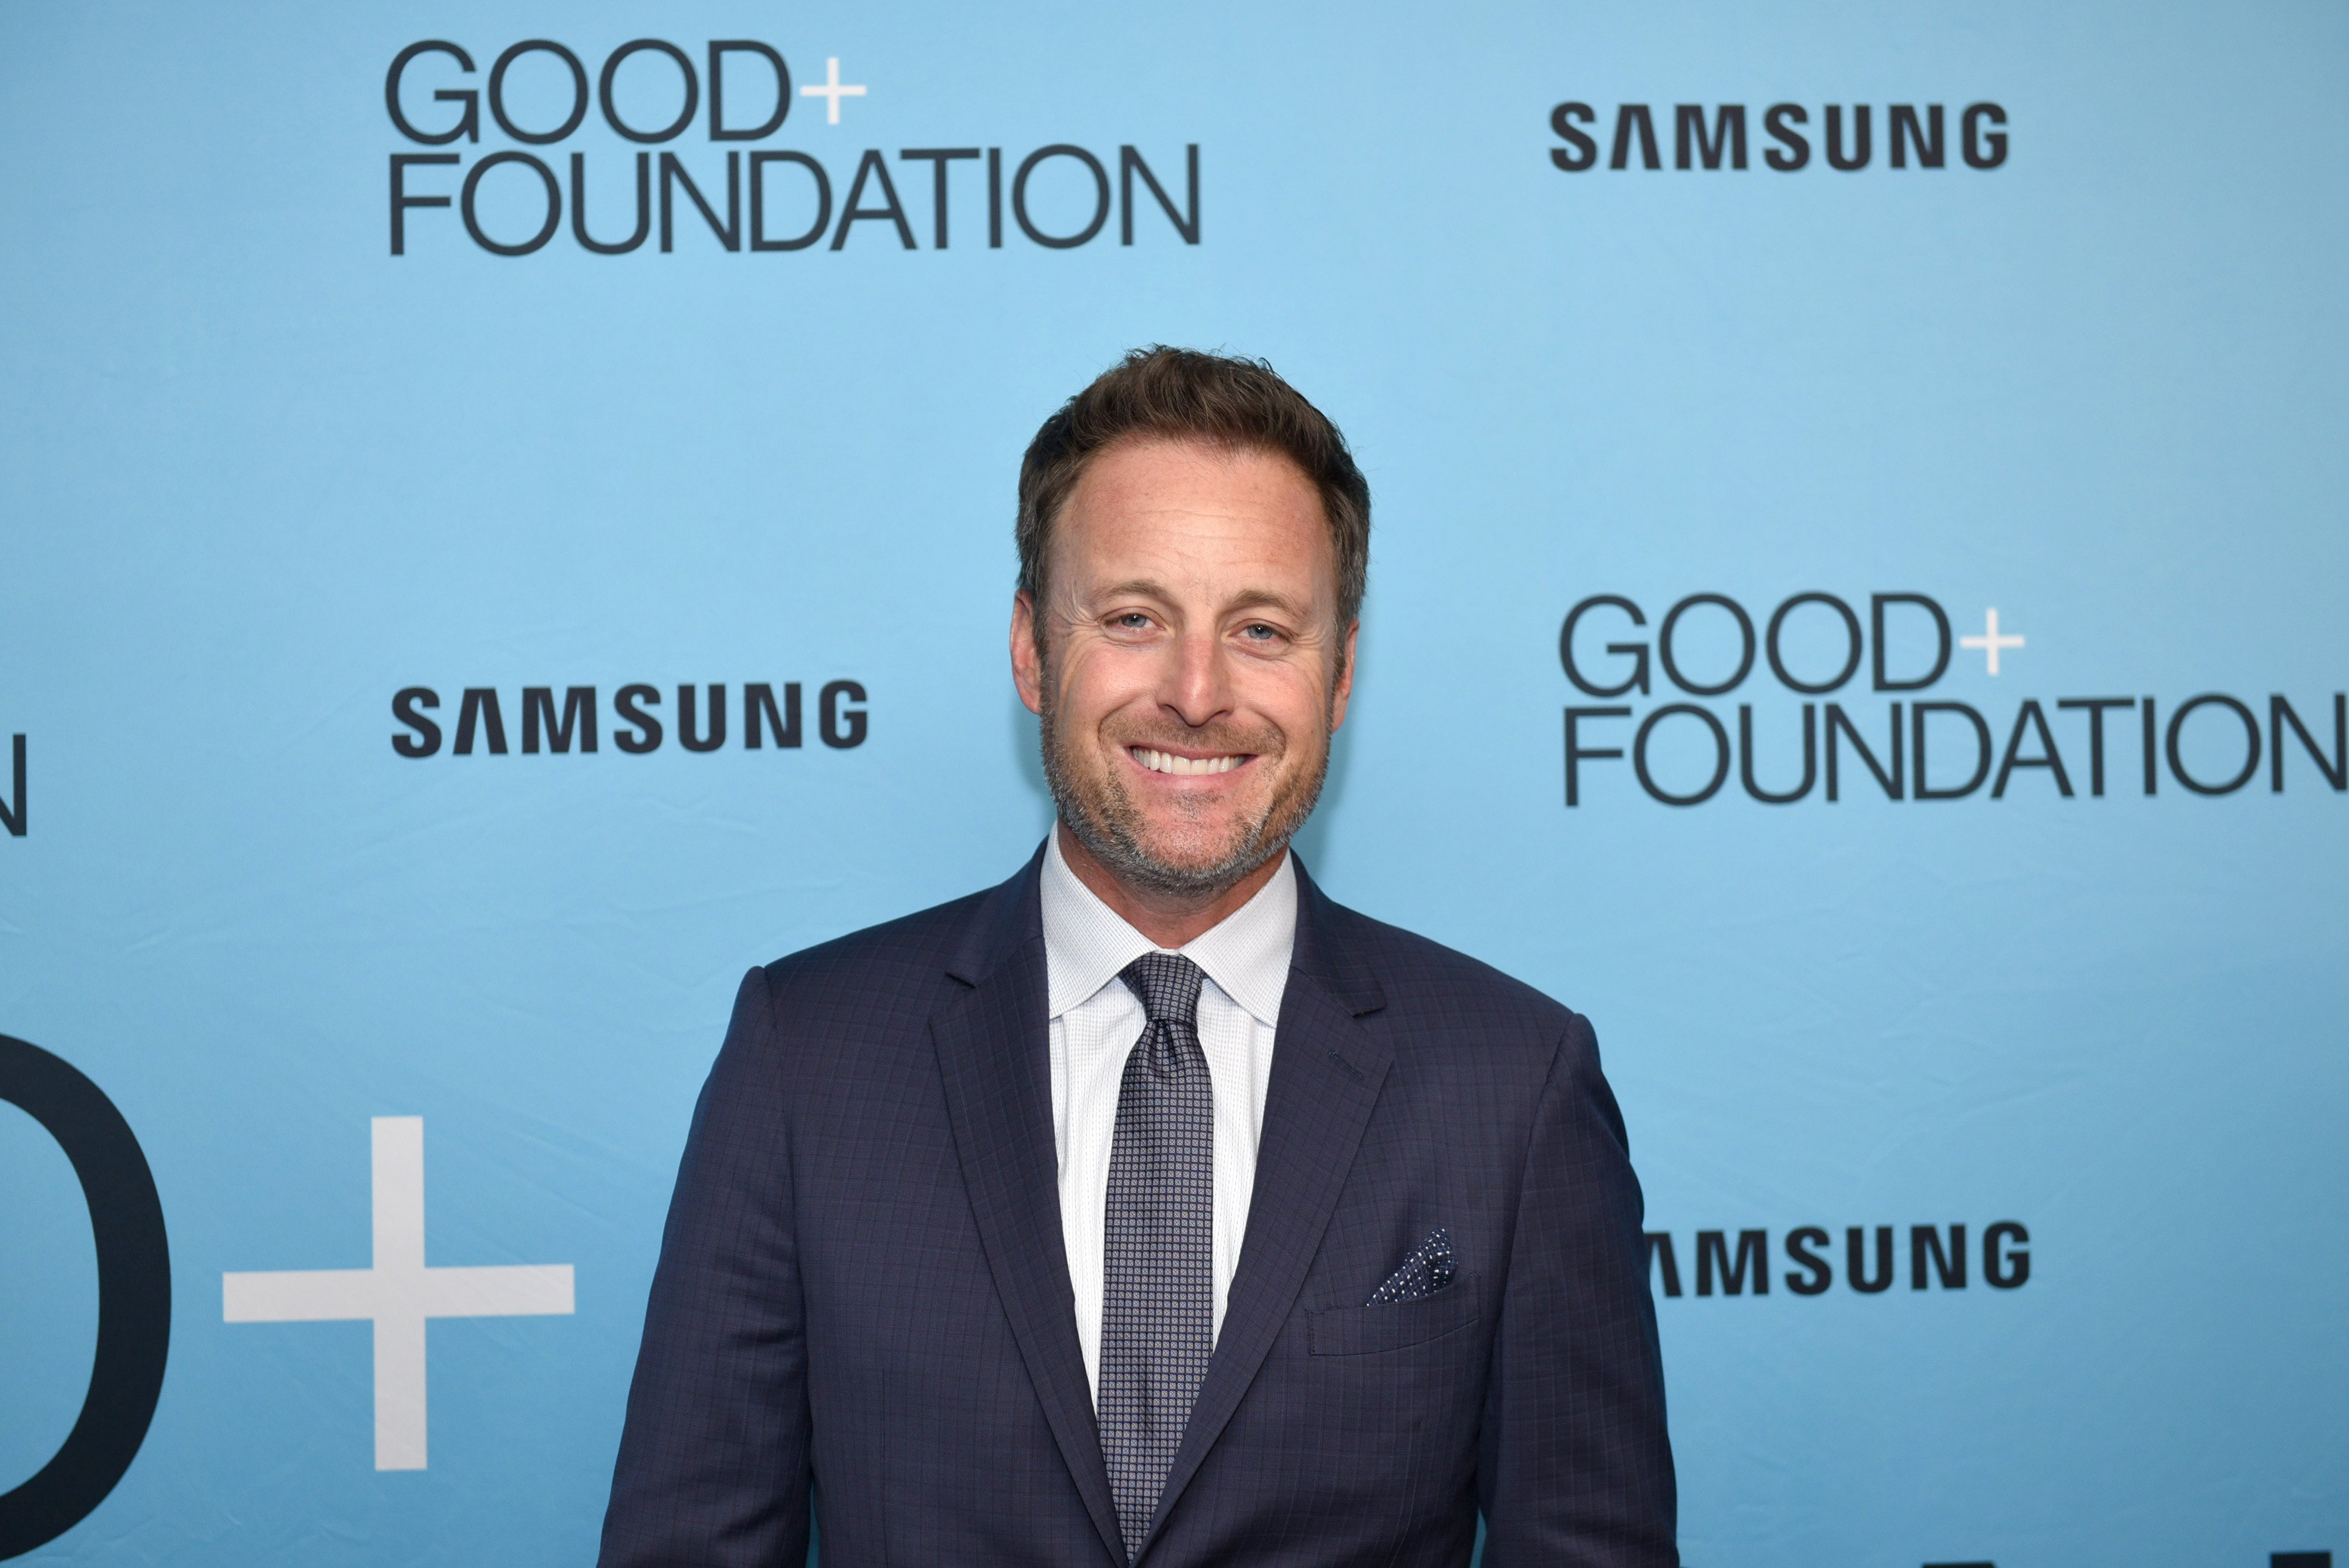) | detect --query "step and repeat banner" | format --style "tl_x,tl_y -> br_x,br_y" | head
3,2 -> 2344,1564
